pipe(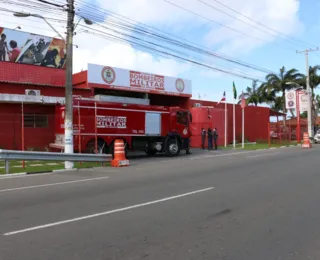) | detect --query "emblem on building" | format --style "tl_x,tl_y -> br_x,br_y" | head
175,78 -> 185,93
101,66 -> 116,84
287,92 -> 294,100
